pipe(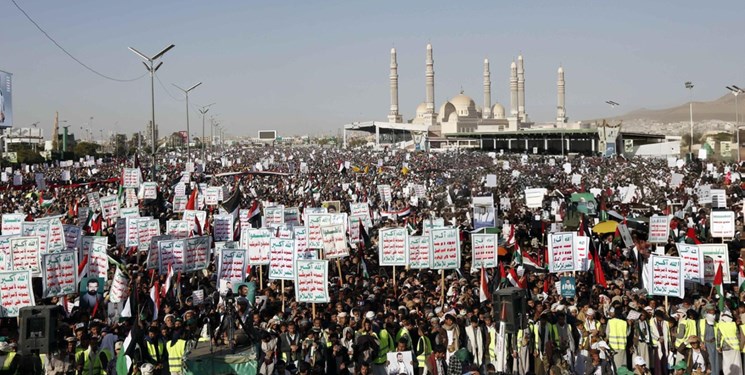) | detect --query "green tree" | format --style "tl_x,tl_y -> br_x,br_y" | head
74,142 -> 100,159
